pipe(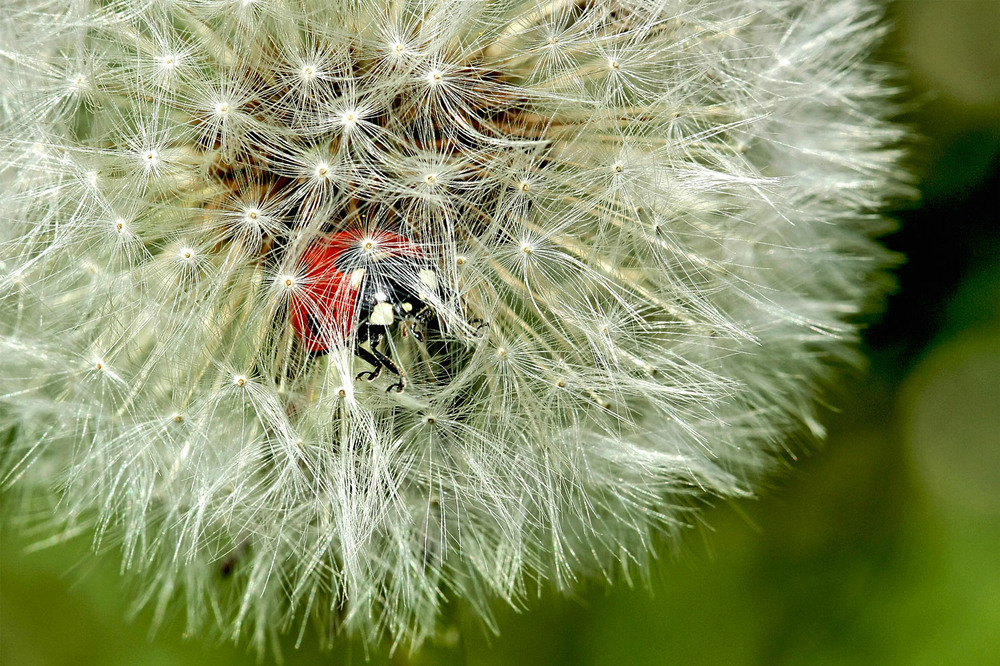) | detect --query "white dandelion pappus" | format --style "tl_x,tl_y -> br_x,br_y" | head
0,0 -> 910,654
